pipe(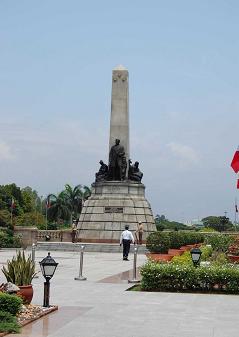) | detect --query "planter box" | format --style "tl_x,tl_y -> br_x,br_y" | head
179,246 -> 190,252
168,249 -> 184,256
228,255 -> 239,263
146,253 -> 173,262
